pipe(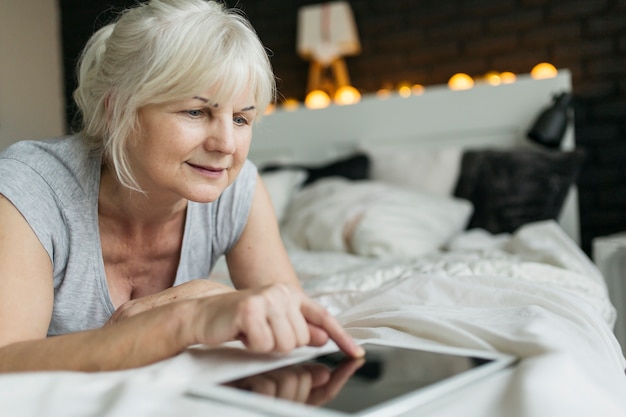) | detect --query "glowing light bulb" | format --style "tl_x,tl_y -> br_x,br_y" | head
376,88 -> 391,99
448,73 -> 474,91
264,103 -> 276,115
304,90 -> 331,109
334,86 -> 361,106
531,63 -> 558,79
500,72 -> 517,84
411,84 -> 425,95
282,98 -> 300,111
397,82 -> 412,98
485,71 -> 501,86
